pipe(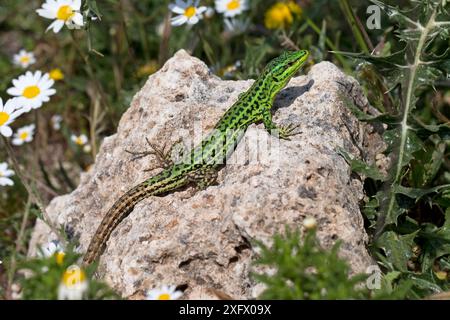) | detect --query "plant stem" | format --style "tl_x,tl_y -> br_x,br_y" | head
377,7 -> 438,236
1,136 -> 63,243
338,0 -> 373,53
90,96 -> 100,159
7,199 -> 31,297
305,18 -> 350,71
70,31 -> 110,114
